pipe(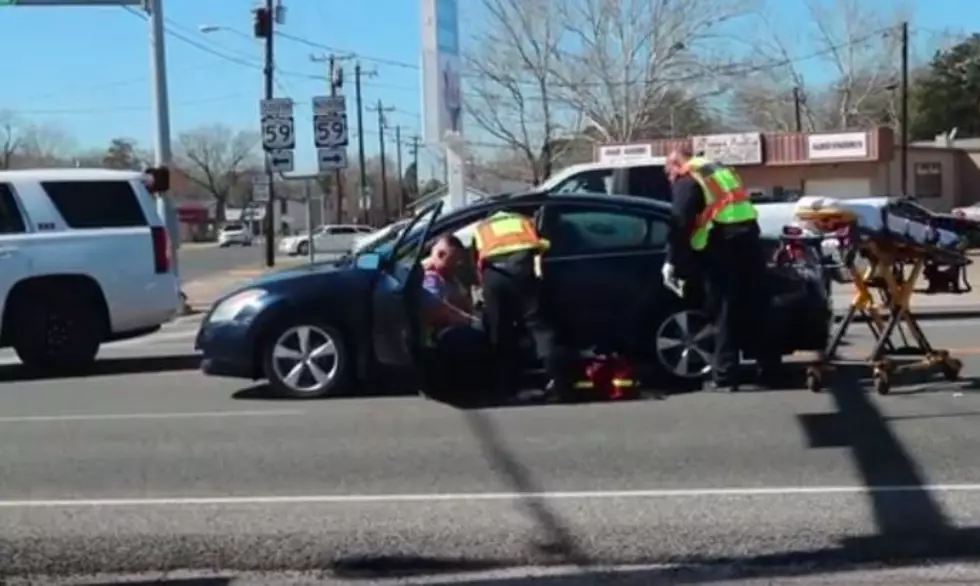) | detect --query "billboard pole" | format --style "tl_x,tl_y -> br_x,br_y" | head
421,0 -> 465,211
